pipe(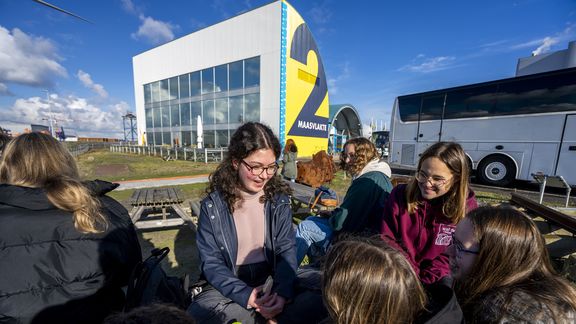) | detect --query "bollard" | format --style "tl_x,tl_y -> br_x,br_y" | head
204,148 -> 208,164
220,147 -> 224,161
194,148 -> 197,162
